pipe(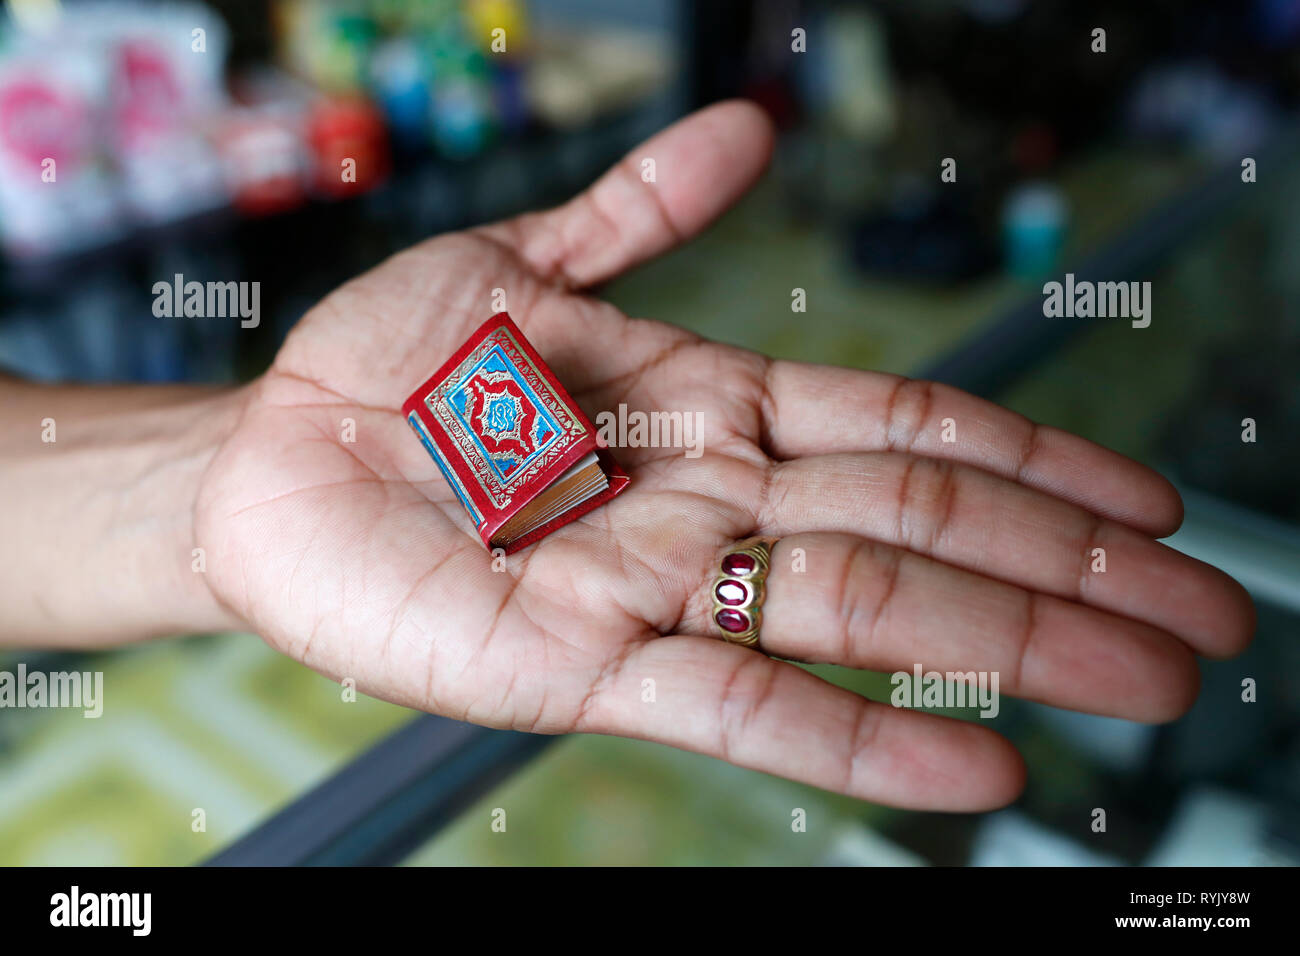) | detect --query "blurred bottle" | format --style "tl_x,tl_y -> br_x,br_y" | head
275,0 -> 377,94
97,3 -> 231,224
0,45 -> 120,257
424,21 -> 496,159
368,34 -> 432,148
215,72 -> 313,216
306,95 -> 388,198
465,0 -> 529,136
1001,182 -> 1068,281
